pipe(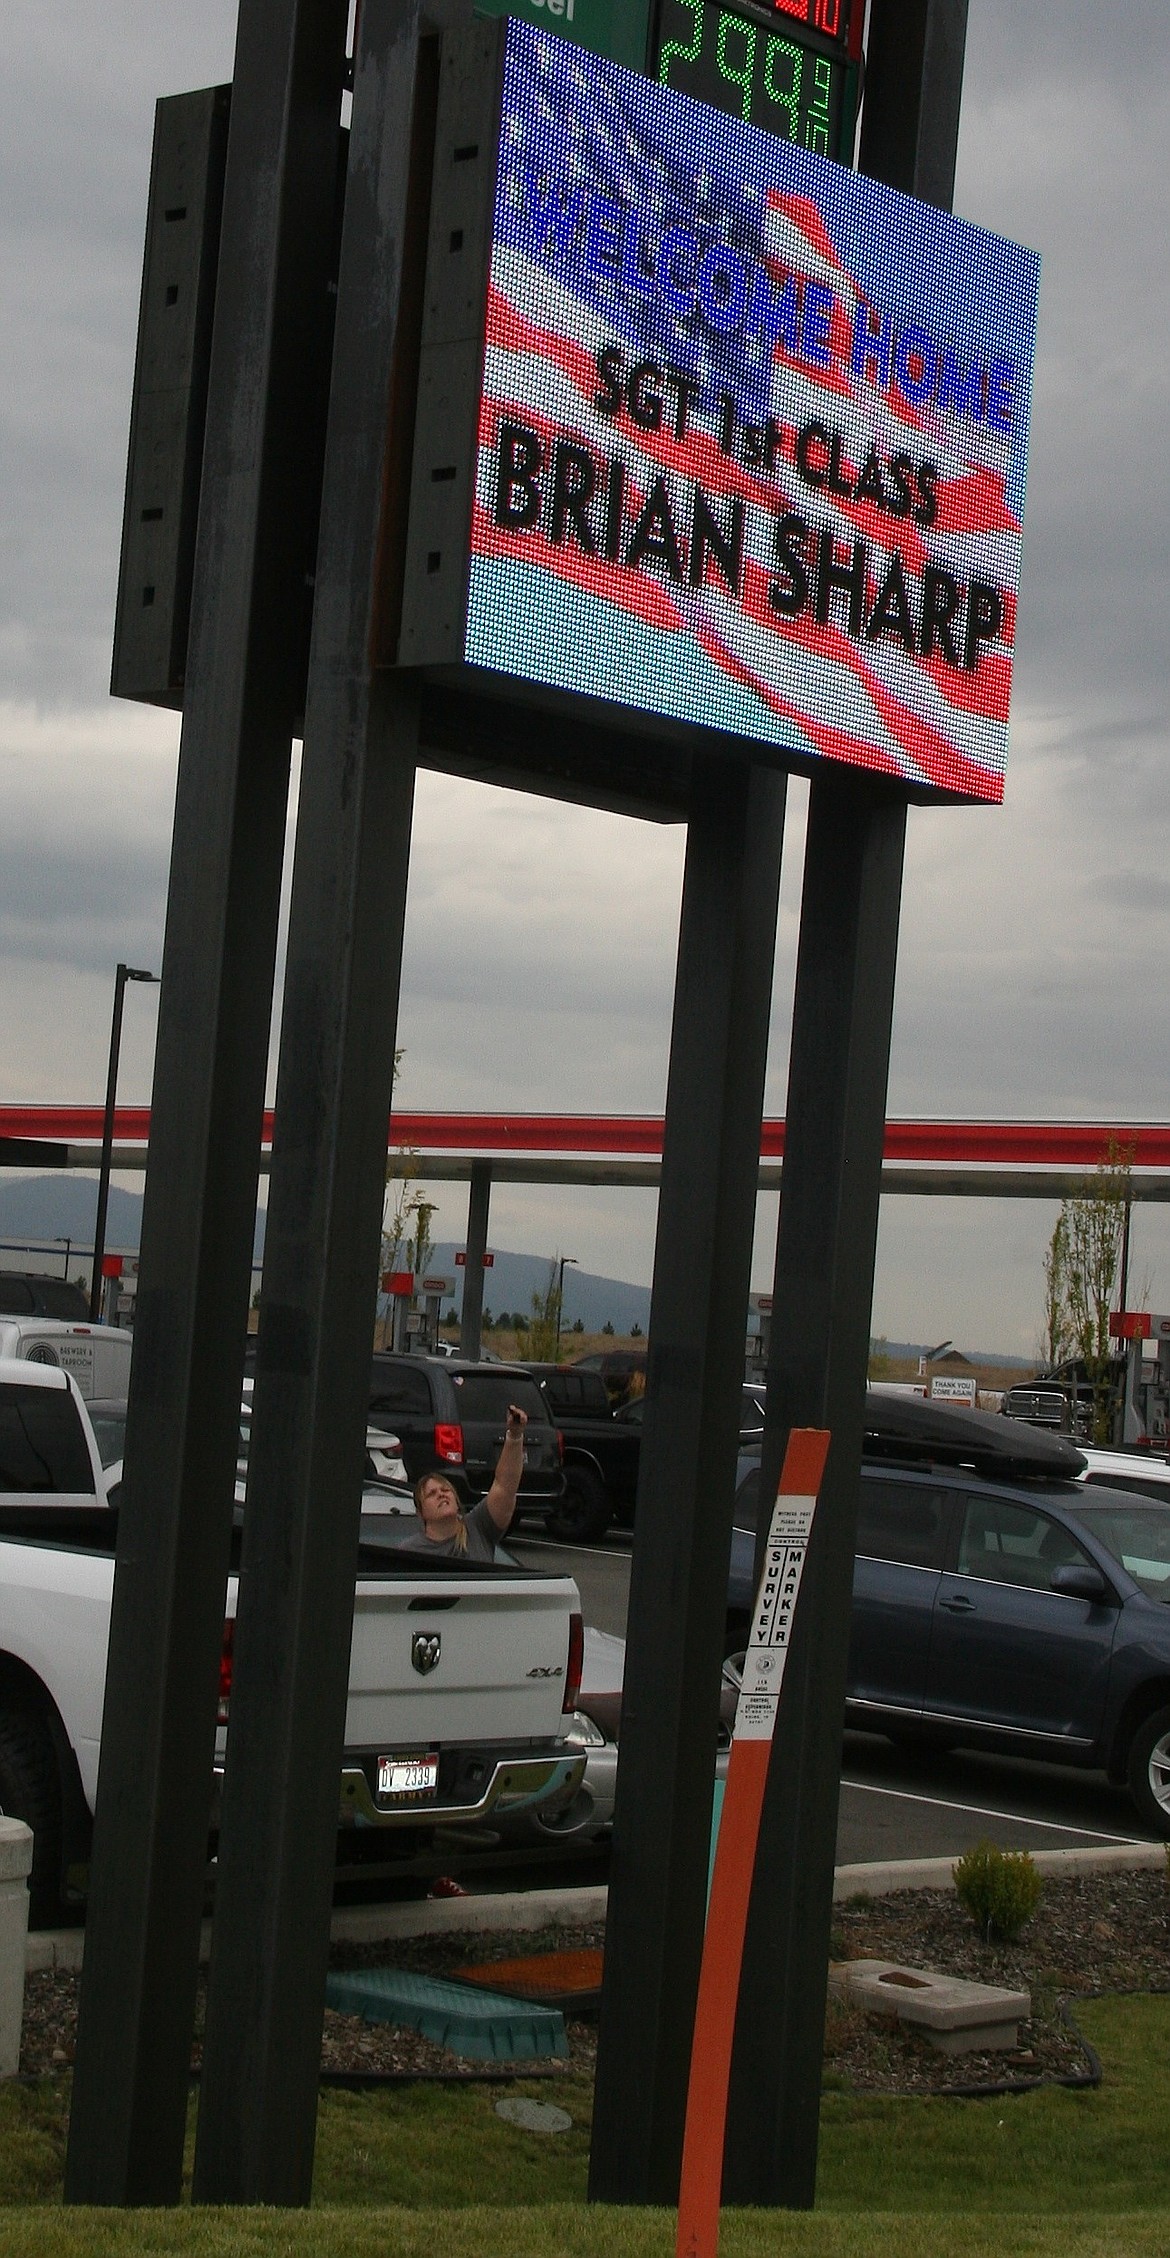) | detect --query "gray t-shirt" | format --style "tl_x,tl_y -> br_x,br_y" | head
402,1497 -> 499,1562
